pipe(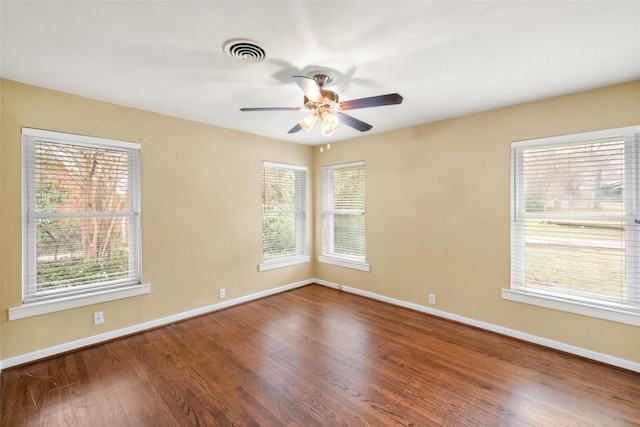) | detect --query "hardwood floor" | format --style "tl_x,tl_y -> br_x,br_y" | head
2,284 -> 639,426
